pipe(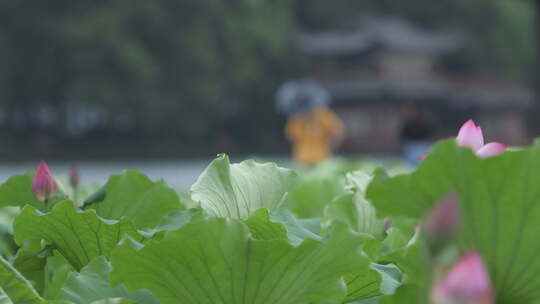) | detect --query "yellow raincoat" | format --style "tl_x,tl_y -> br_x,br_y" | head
285,107 -> 344,165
